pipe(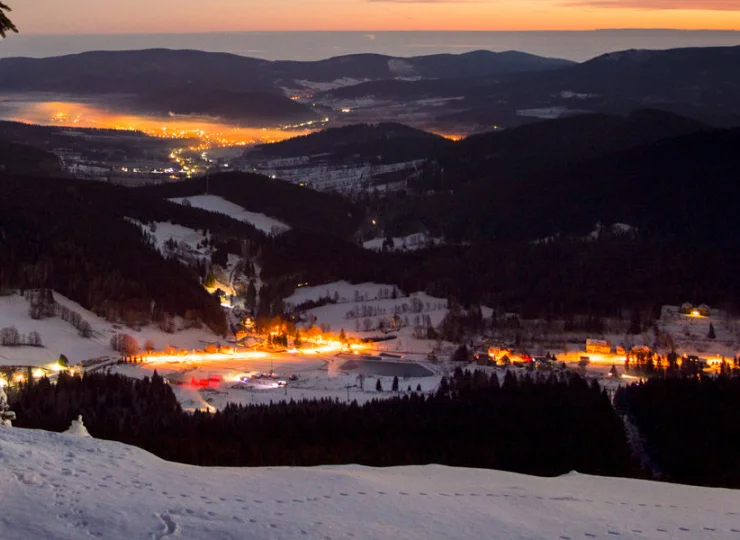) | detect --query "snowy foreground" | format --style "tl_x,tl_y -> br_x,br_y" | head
2,428 -> 740,540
